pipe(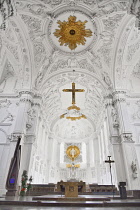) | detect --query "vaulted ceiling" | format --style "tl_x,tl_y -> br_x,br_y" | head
0,0 -> 140,139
